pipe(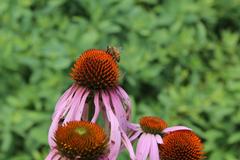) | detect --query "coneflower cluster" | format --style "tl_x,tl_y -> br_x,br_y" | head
46,47 -> 205,160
